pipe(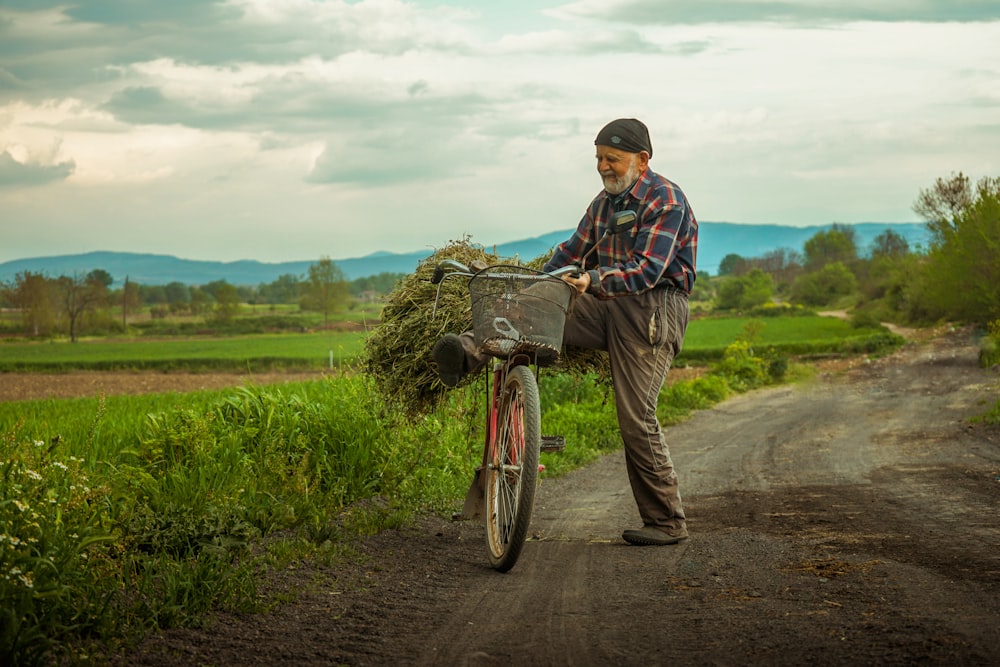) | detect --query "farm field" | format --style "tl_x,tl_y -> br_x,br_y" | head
0,331 -> 367,372
0,314 -> 889,374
